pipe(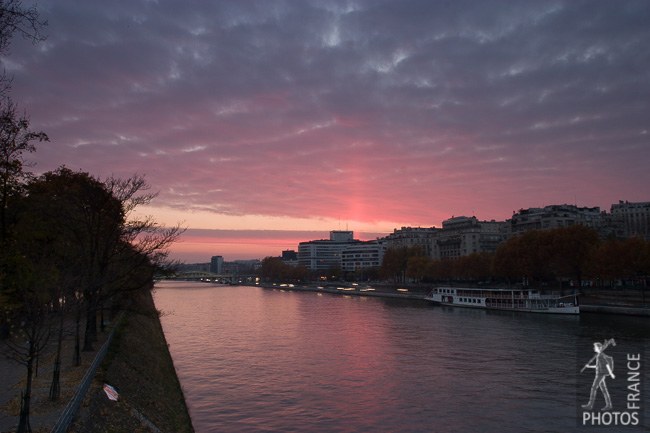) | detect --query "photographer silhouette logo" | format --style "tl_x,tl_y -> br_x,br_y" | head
579,338 -> 643,428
